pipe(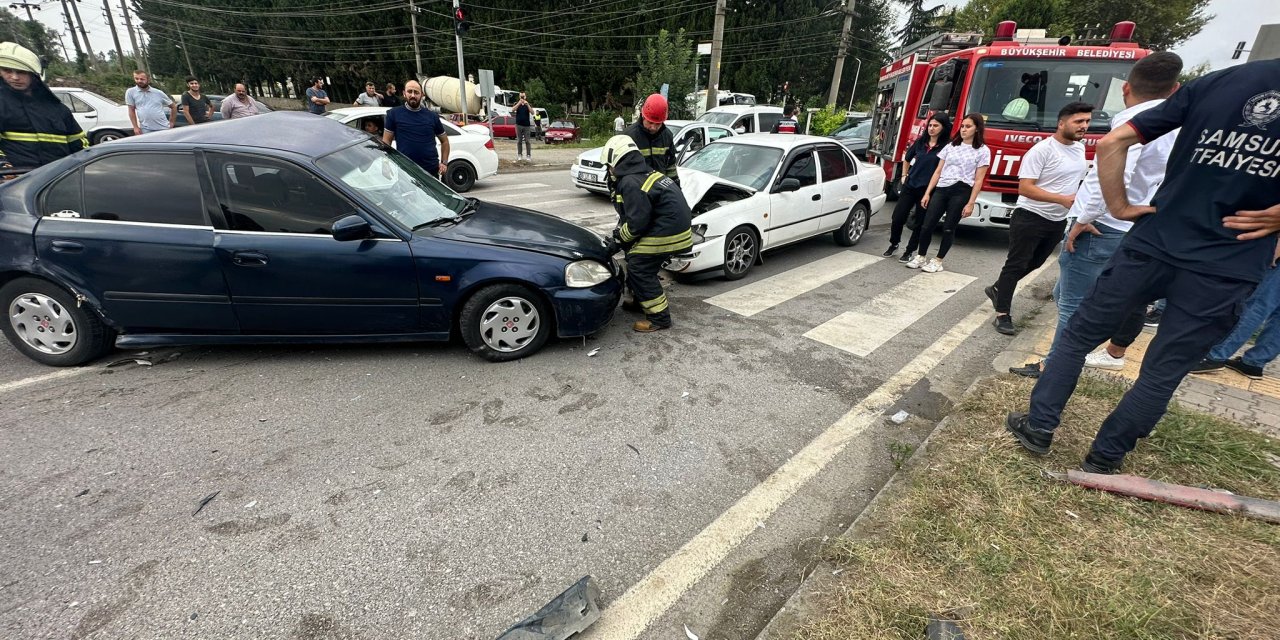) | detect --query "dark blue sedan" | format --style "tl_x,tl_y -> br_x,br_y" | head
0,113 -> 622,365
